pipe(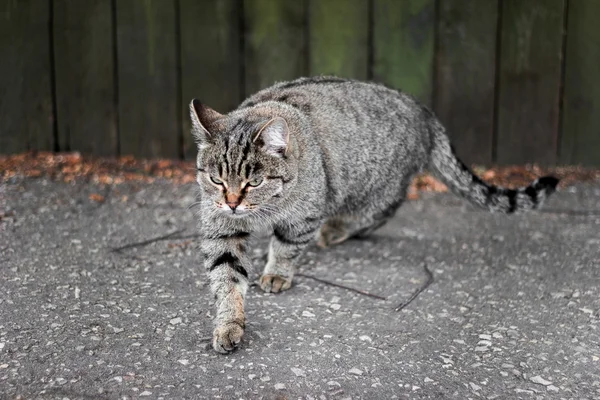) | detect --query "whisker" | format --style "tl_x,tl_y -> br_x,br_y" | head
187,201 -> 202,210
